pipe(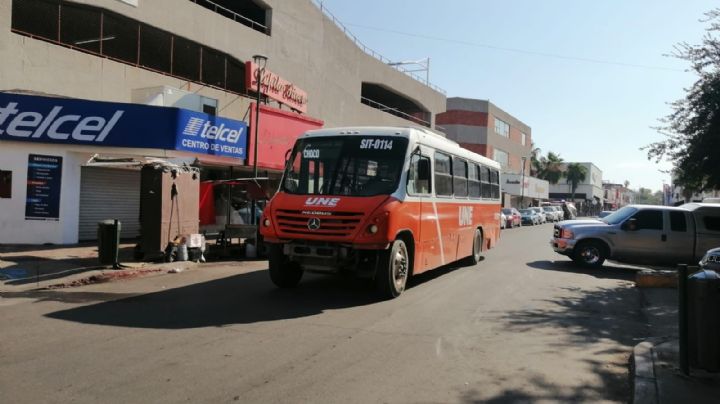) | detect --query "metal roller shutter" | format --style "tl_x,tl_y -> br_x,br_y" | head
79,167 -> 141,241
